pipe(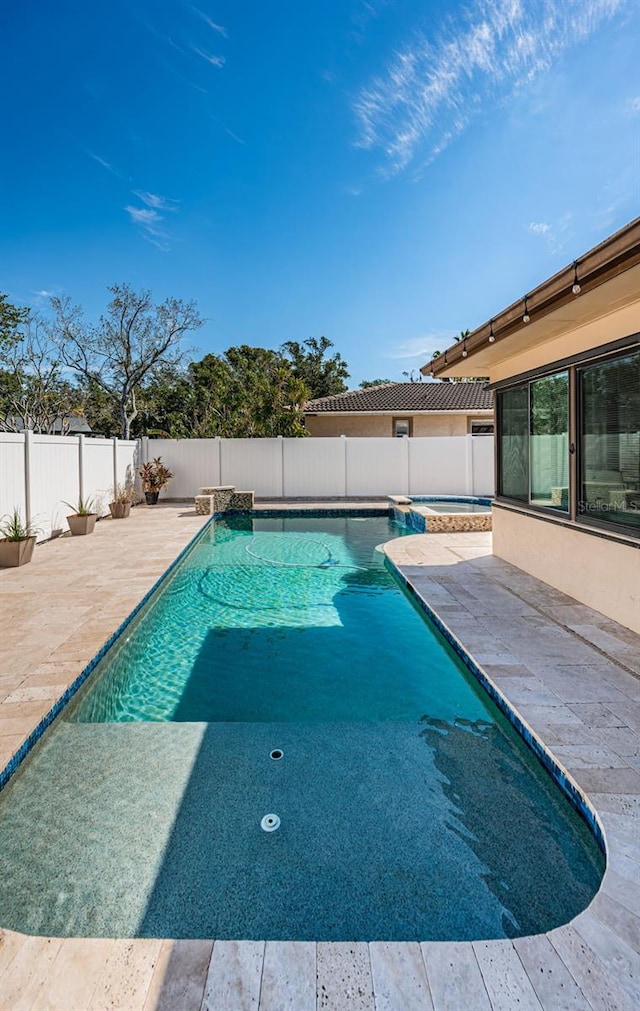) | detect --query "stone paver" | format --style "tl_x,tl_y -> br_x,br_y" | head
1,520 -> 640,1009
